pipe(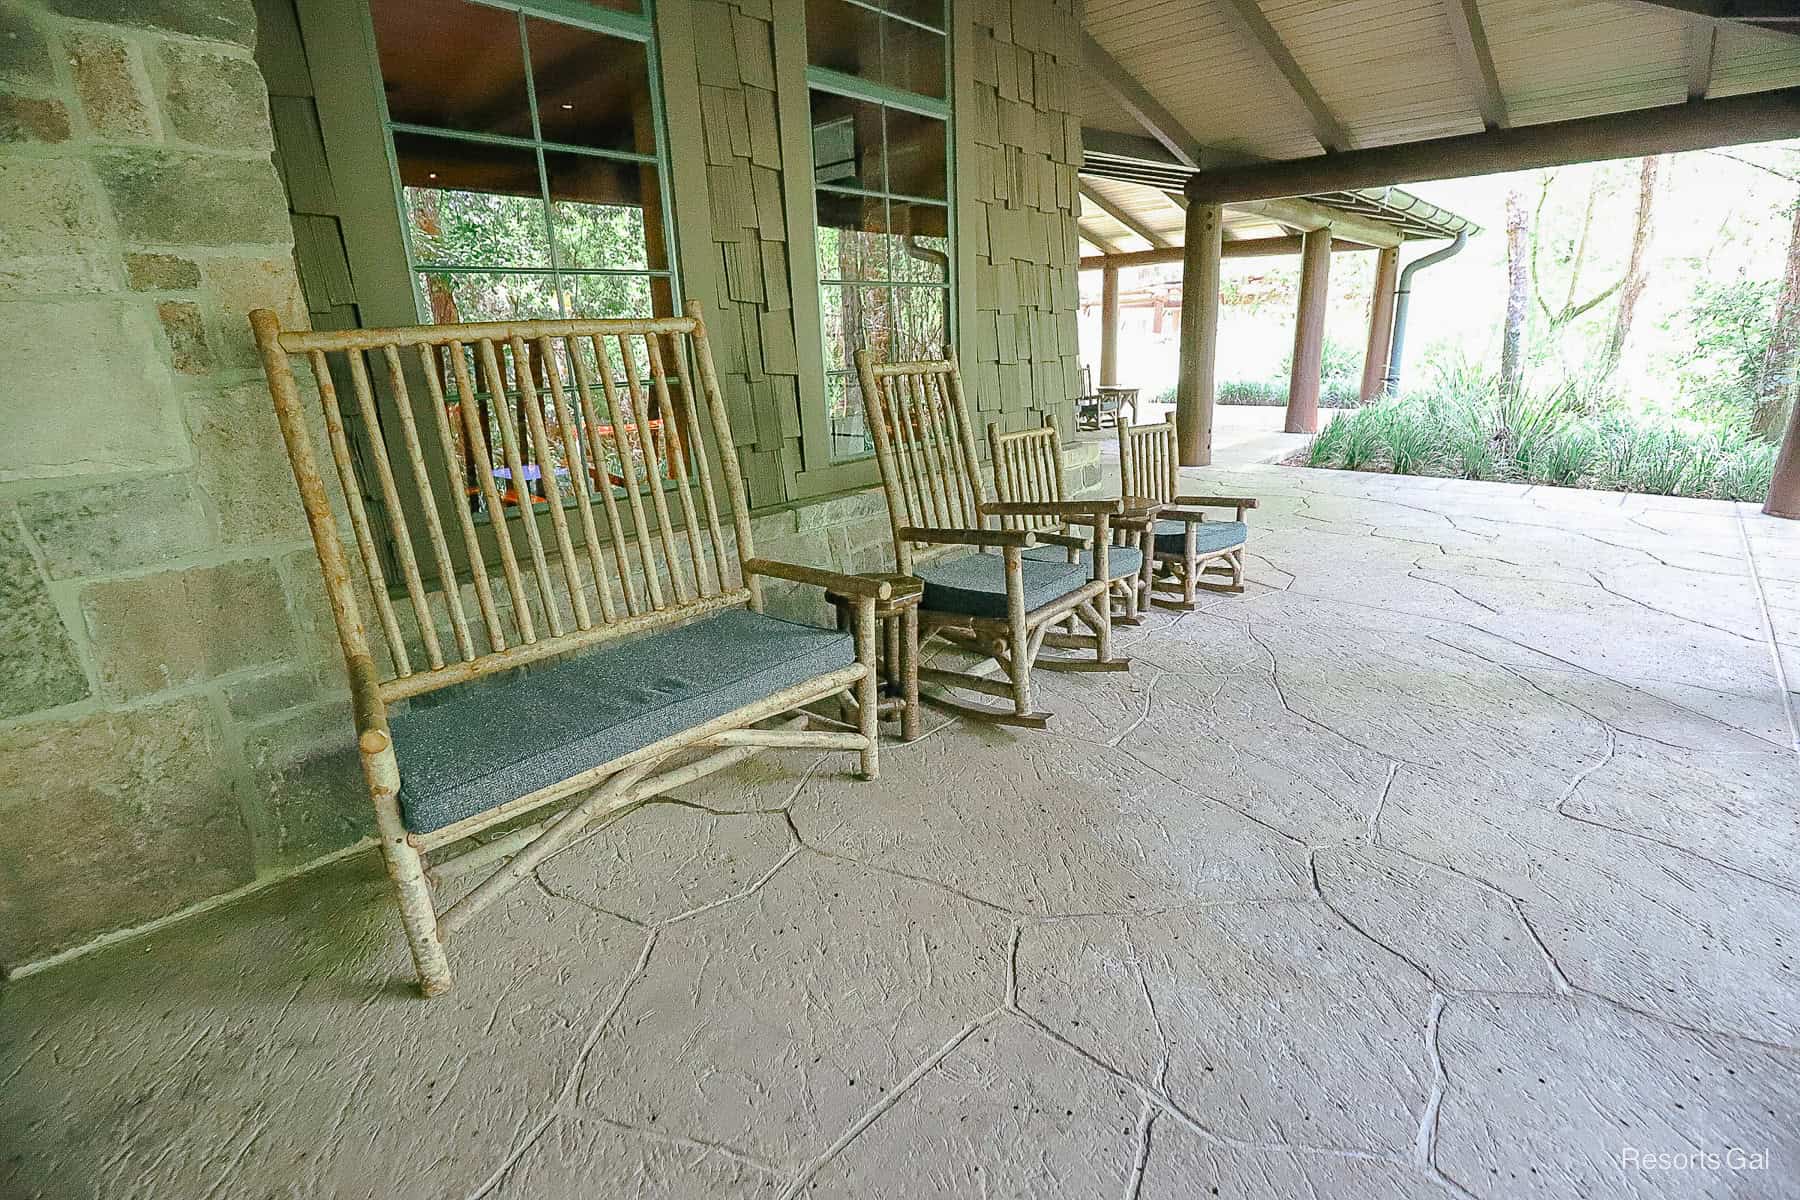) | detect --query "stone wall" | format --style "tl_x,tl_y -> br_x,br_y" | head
0,0 -> 358,967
